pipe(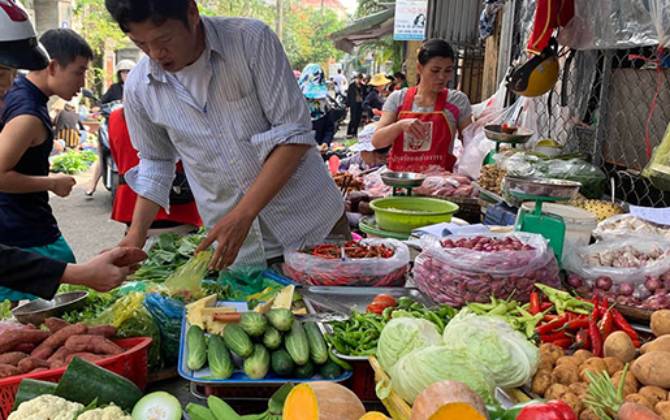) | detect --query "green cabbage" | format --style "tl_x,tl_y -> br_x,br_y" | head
442,312 -> 539,388
390,345 -> 495,404
377,317 -> 442,372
